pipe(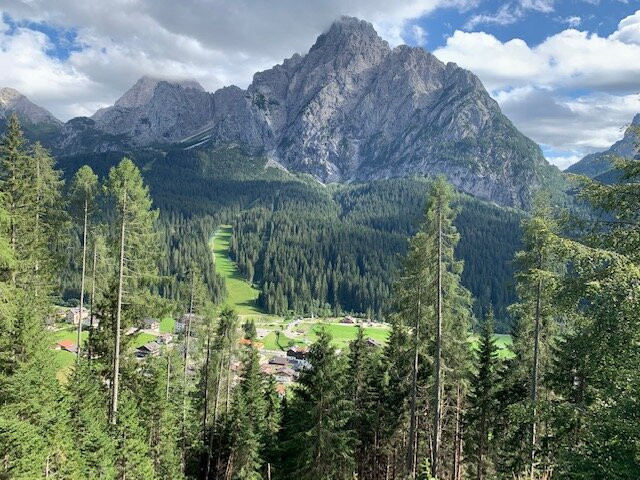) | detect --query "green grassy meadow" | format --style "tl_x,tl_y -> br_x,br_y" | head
210,226 -> 263,315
